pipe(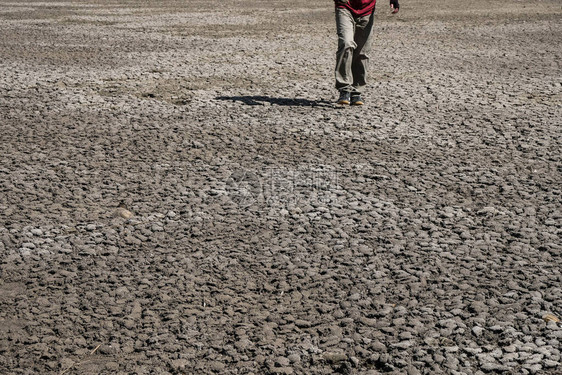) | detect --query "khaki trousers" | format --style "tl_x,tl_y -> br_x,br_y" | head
335,8 -> 374,94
